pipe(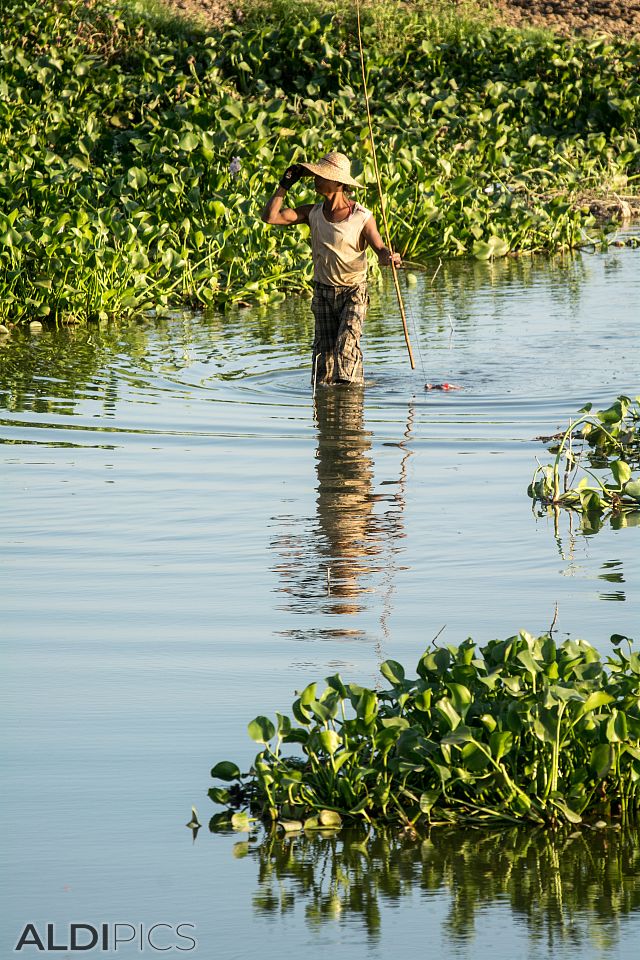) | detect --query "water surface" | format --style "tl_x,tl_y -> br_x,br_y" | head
2,247 -> 639,958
